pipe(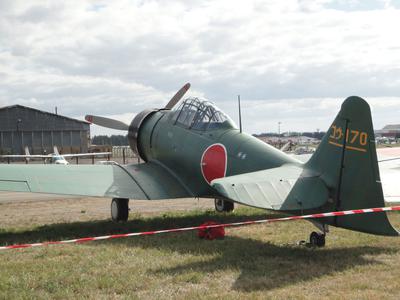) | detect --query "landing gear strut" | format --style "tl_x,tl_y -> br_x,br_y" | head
309,231 -> 326,247
111,198 -> 129,222
214,198 -> 234,213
